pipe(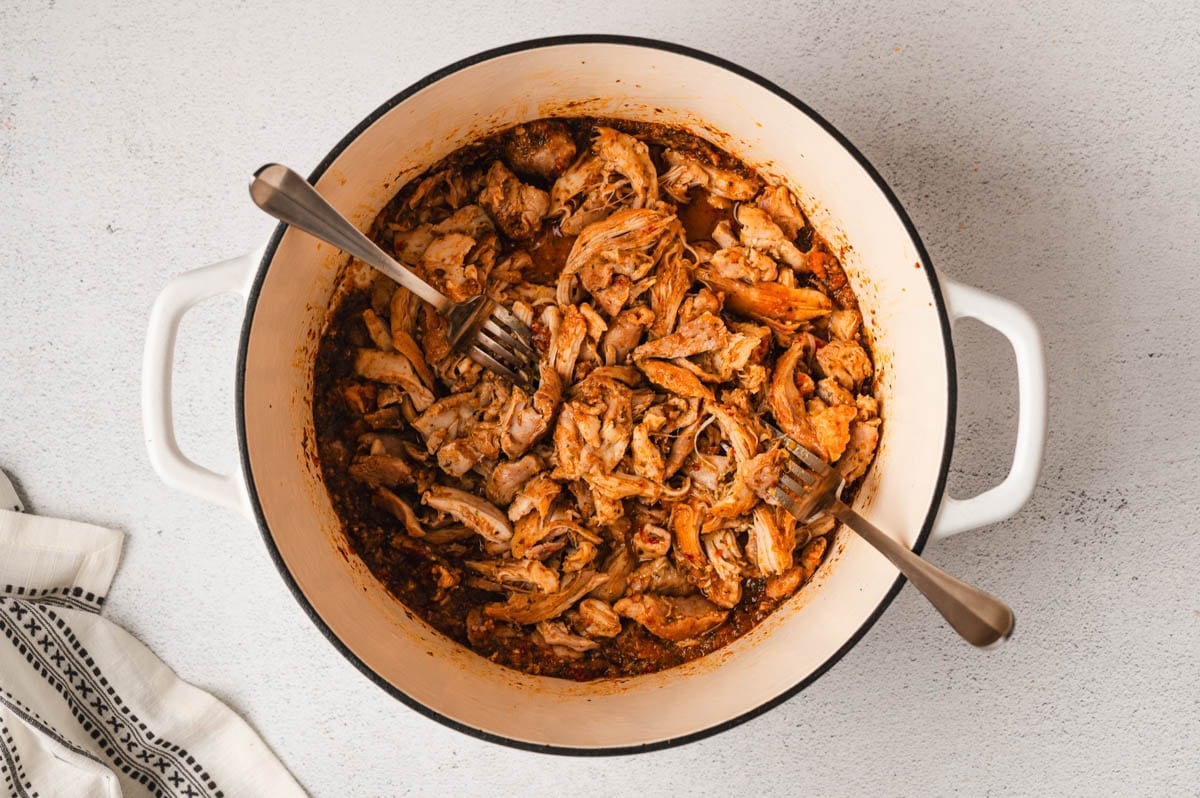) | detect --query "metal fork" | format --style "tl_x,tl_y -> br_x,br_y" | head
767,422 -> 1015,647
249,164 -> 539,388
